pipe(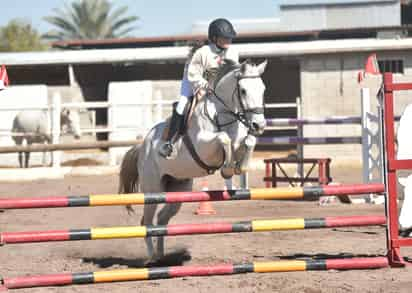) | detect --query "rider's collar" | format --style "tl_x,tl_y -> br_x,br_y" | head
210,43 -> 226,54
